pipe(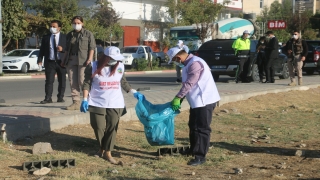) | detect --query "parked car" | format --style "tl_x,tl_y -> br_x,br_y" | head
2,49 -> 44,73
196,39 -> 289,82
120,46 -> 166,68
303,40 -> 320,75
